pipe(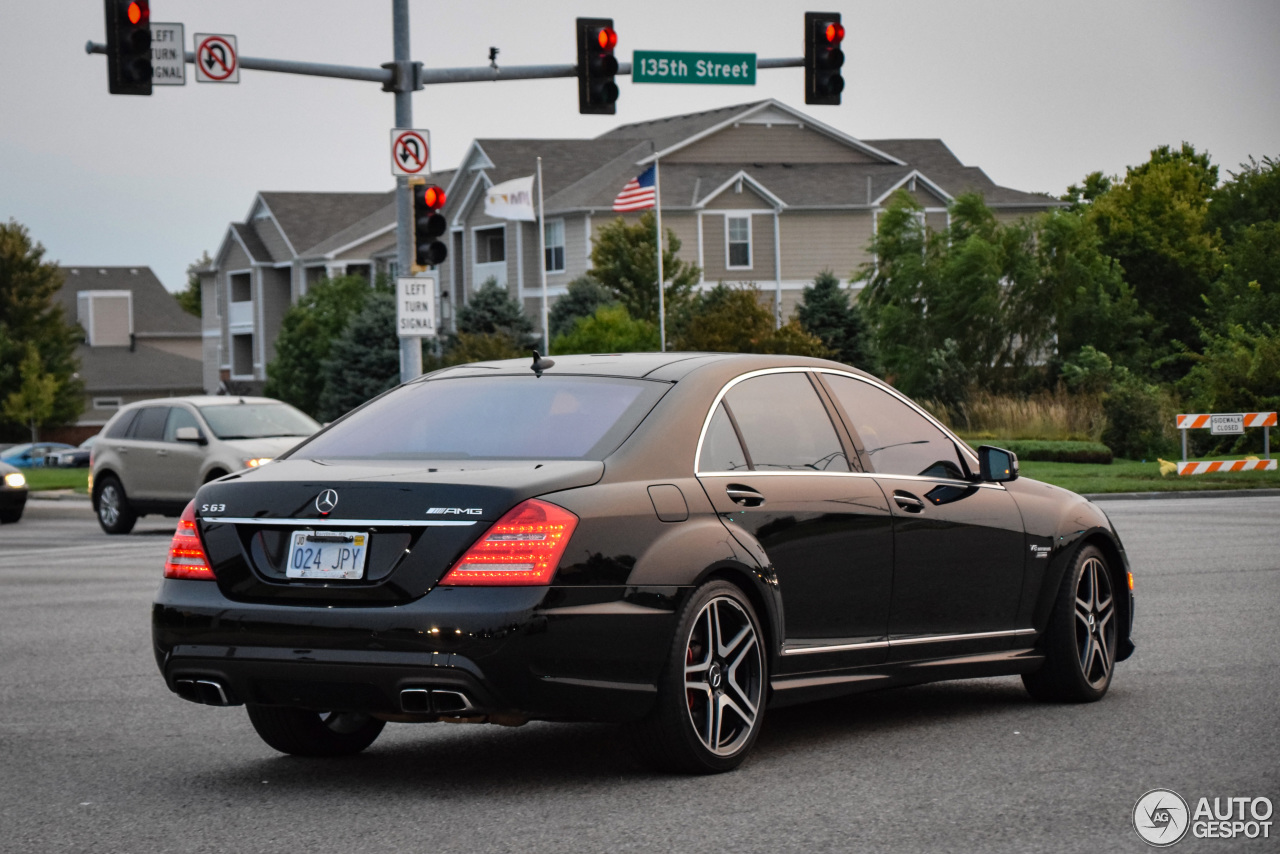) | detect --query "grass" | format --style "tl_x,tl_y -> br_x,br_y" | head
929,388 -> 1107,442
21,467 -> 90,493
1022,456 -> 1280,494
